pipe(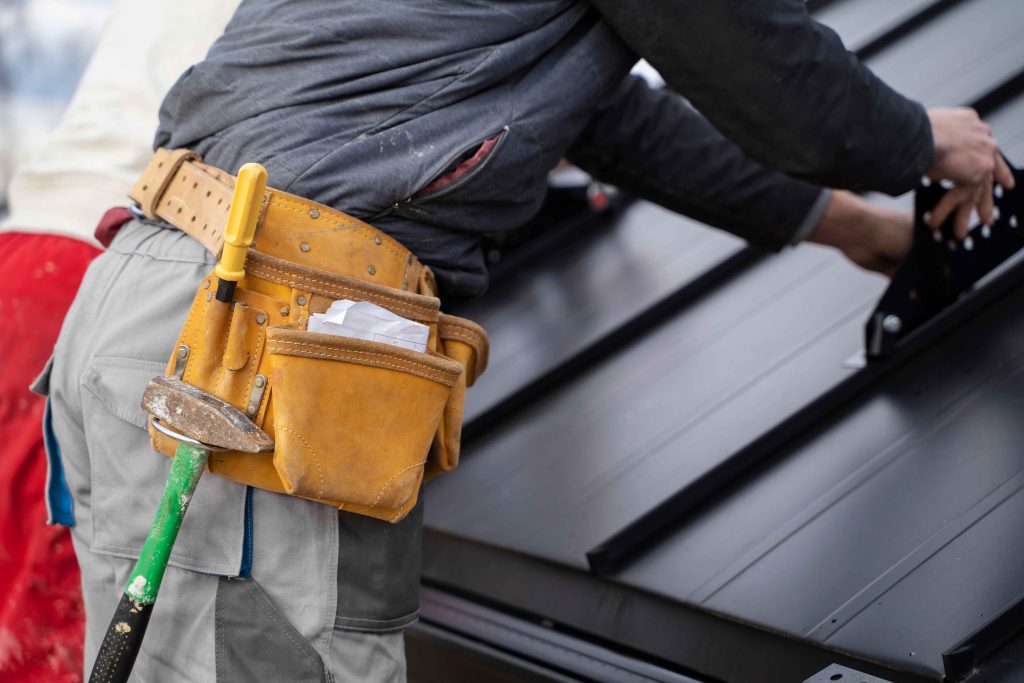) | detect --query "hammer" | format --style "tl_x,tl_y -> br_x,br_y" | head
88,376 -> 273,683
